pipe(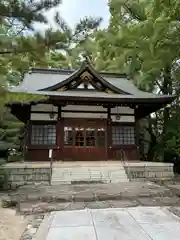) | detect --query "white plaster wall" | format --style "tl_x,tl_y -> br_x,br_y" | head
62,105 -> 105,112
30,113 -> 58,121
30,104 -> 134,122
111,106 -> 134,114
31,104 -> 58,112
